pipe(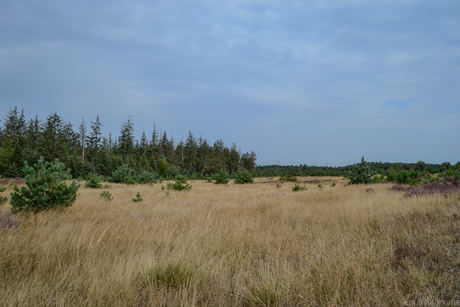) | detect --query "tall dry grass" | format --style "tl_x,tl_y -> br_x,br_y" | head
0,177 -> 459,306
